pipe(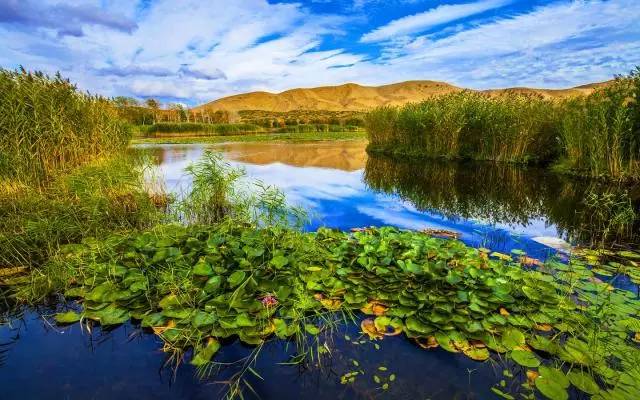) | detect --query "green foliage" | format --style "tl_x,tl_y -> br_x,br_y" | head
366,67 -> 640,180
557,71 -> 640,180
16,224 -> 640,400
366,91 -> 560,164
0,155 -> 163,268
0,68 -> 131,187
364,155 -> 640,245
275,124 -> 360,133
147,122 -> 263,135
